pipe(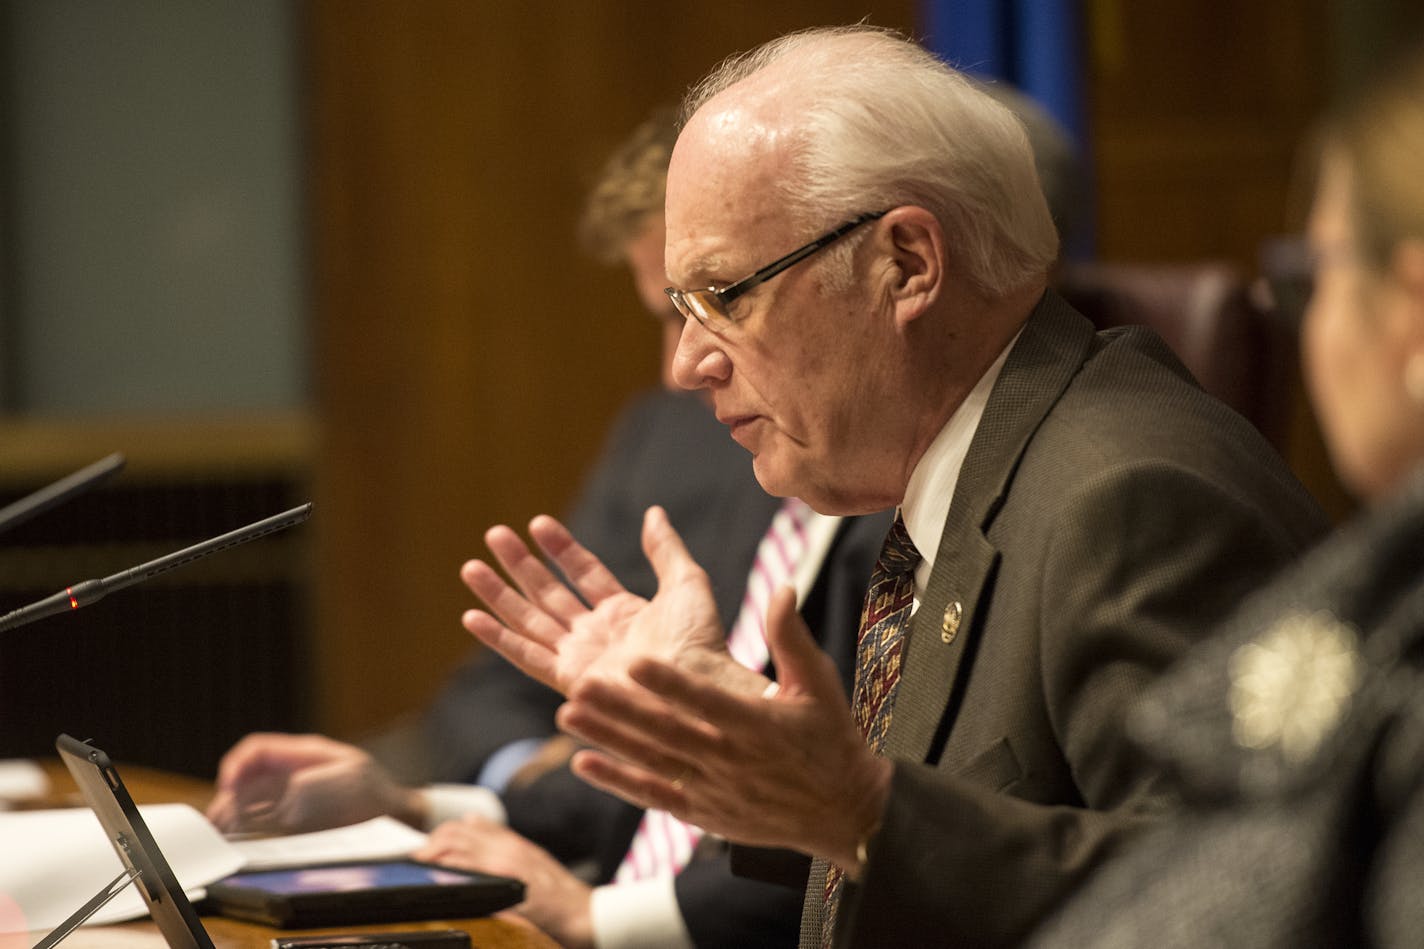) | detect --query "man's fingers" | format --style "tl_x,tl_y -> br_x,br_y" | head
764,585 -> 847,702
460,559 -> 570,649
213,742 -> 261,792
214,773 -> 292,834
213,733 -> 338,792
213,732 -> 293,788
414,821 -> 471,861
484,525 -> 591,625
462,608 -> 561,691
569,748 -> 689,815
557,684 -> 713,775
530,515 -> 627,605
626,658 -> 766,730
227,799 -> 283,835
205,789 -> 238,830
639,506 -> 705,588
